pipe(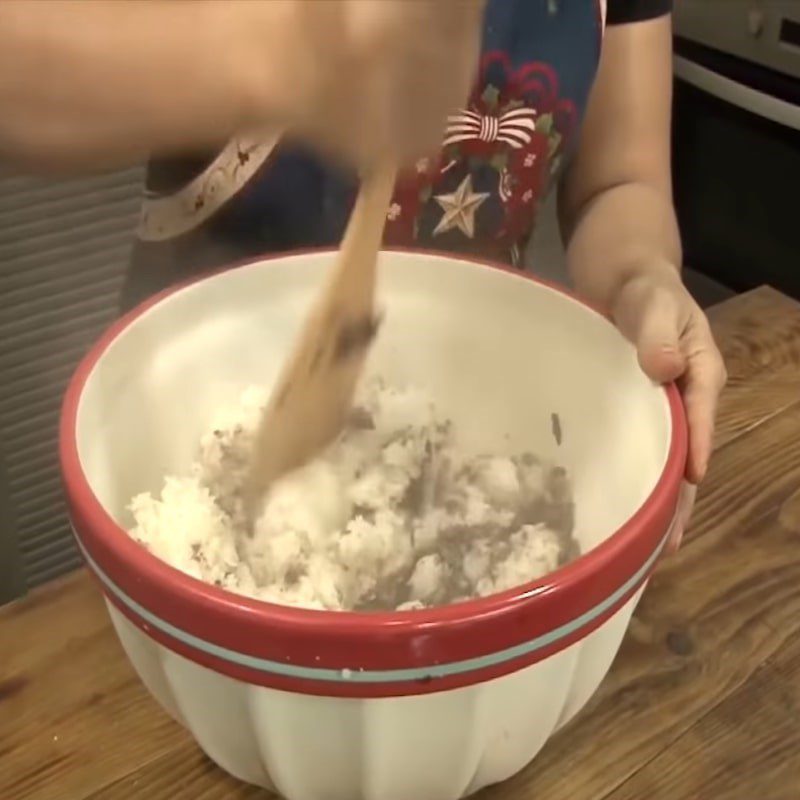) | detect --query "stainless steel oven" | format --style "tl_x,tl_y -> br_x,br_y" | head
672,1 -> 800,298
